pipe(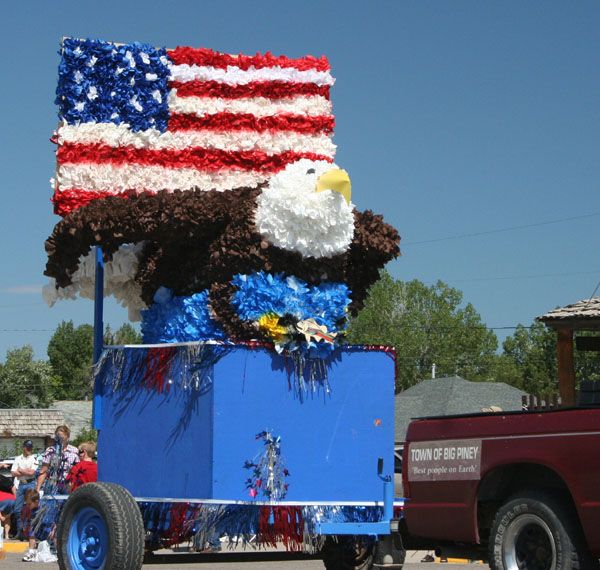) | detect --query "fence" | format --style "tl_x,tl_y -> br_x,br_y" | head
523,382 -> 600,409
521,394 -> 562,411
